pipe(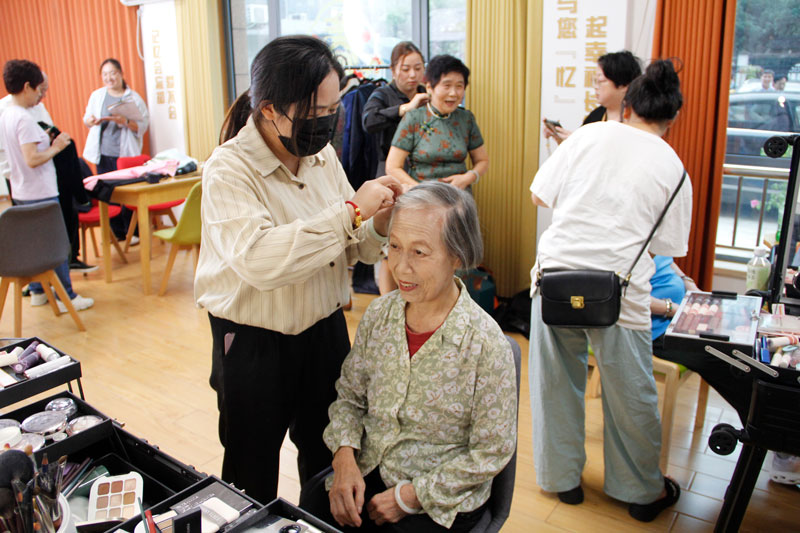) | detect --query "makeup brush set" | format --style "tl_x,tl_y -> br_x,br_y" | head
0,450 -> 68,533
